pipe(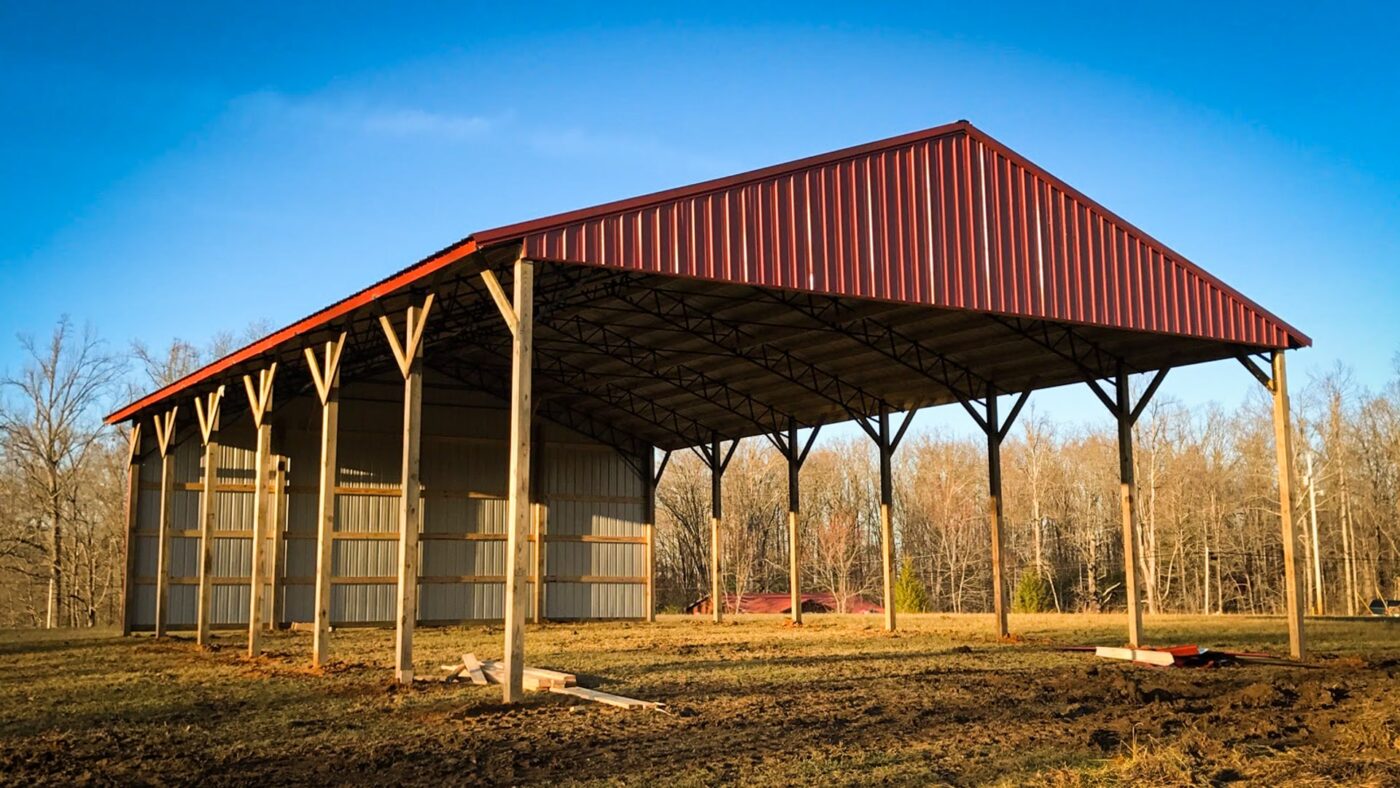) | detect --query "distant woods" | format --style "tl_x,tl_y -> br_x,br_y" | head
0,317 -> 1397,627
0,319 -> 268,628
653,364 -> 1400,619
